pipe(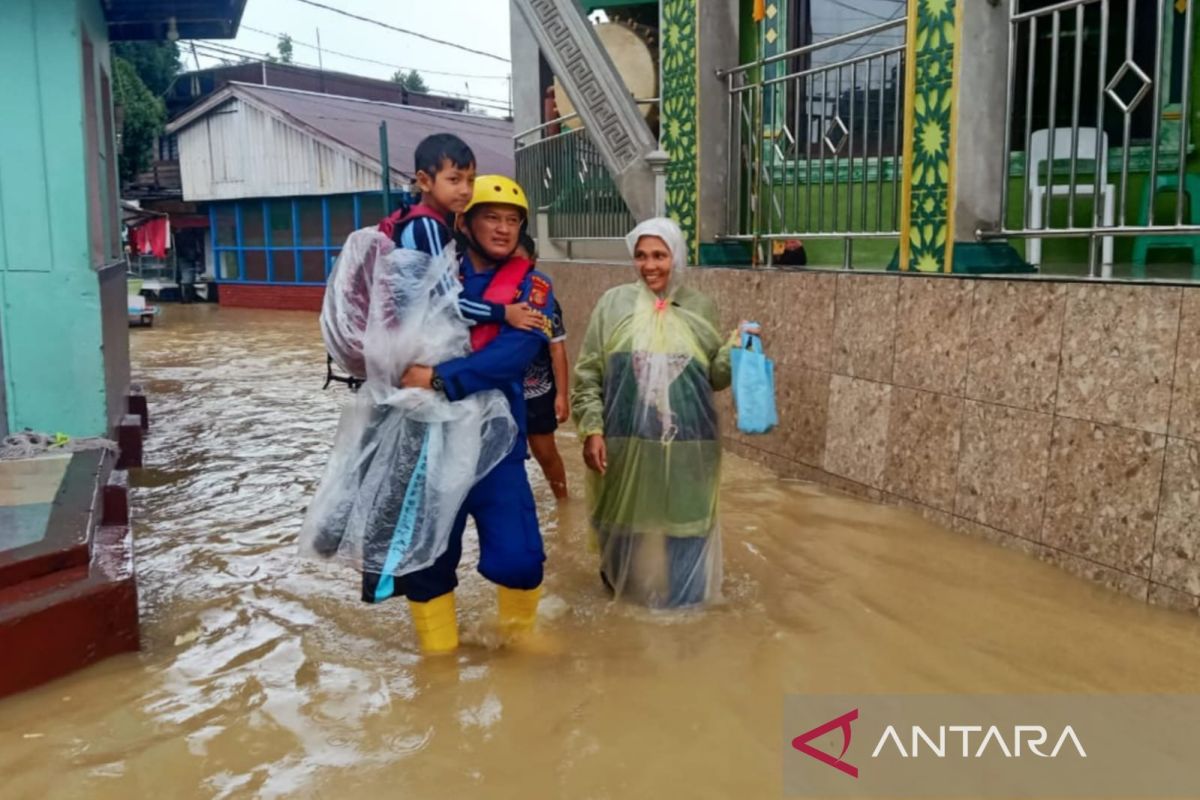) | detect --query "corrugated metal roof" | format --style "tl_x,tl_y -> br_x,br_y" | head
192,83 -> 514,178
165,62 -> 468,118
